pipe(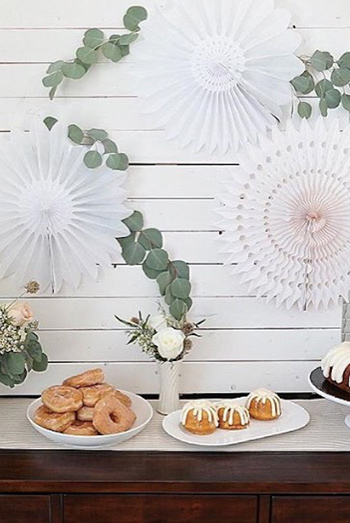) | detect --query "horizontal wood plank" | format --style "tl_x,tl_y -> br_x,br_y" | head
38,328 -> 340,362
24,297 -> 341,330
0,0 -> 348,28
0,360 -> 318,395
